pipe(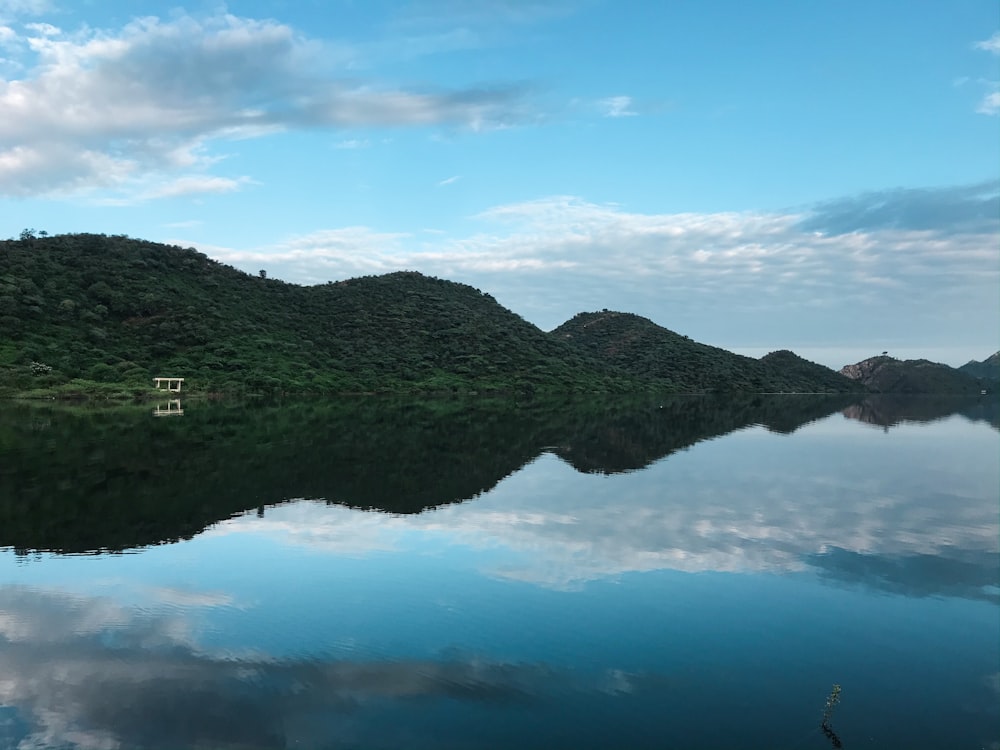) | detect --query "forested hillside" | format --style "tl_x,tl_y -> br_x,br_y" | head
0,233 -> 631,394
551,311 -> 863,393
2,232 -> 963,397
